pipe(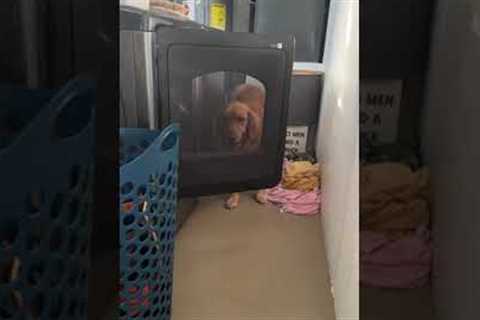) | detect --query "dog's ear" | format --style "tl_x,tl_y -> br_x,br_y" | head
245,109 -> 262,146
